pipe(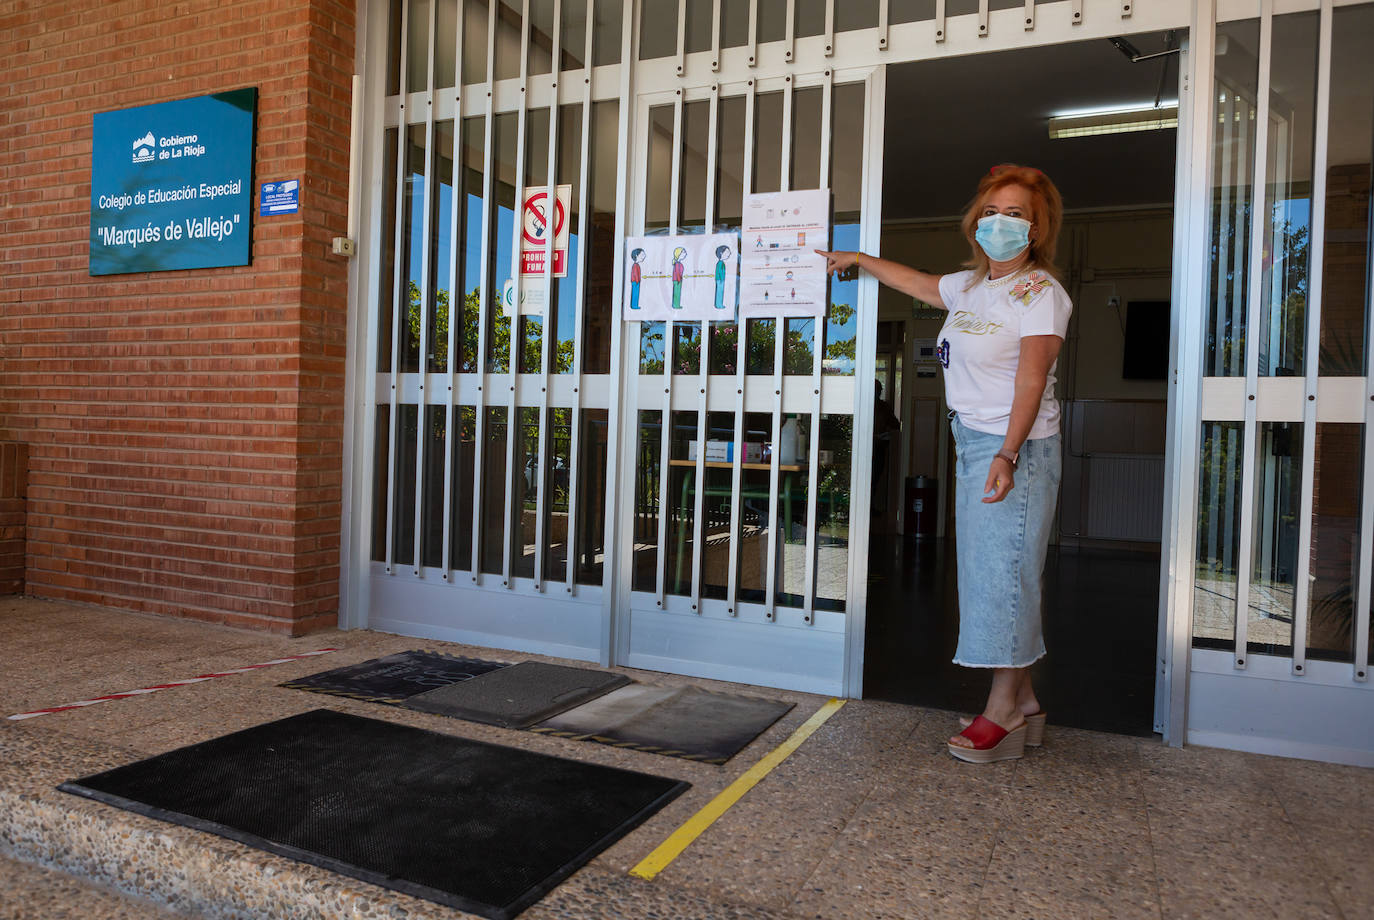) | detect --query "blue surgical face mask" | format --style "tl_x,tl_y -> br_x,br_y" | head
975,213 -> 1032,262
